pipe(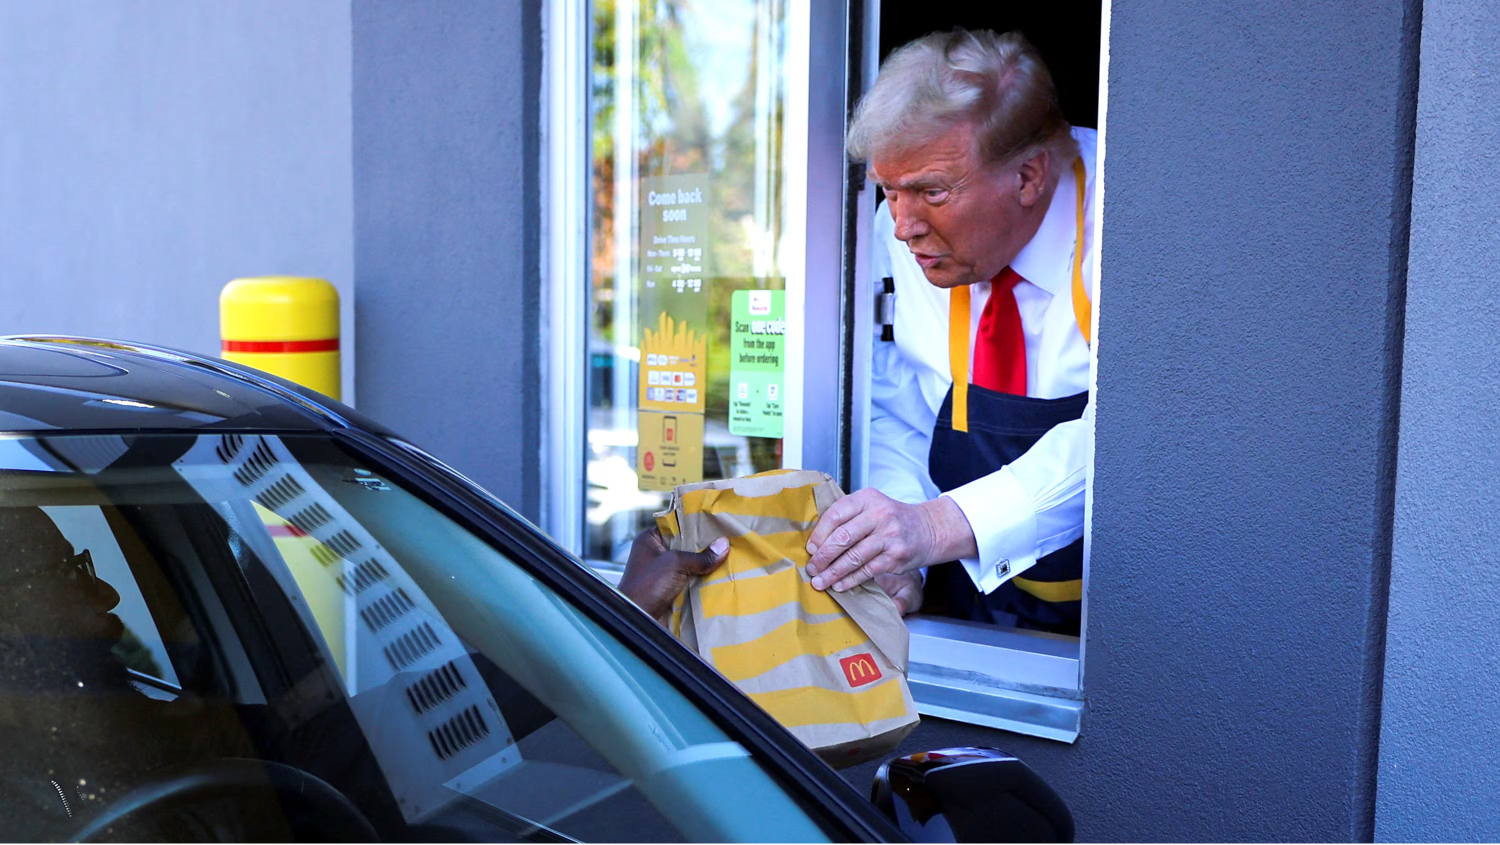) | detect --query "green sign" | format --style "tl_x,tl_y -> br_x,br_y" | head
728,289 -> 785,438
